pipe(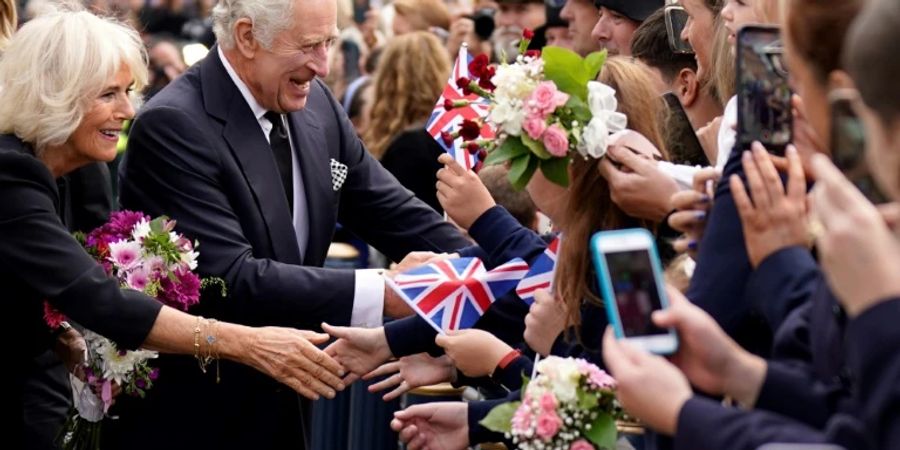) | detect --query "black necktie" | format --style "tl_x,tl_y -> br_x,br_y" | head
264,111 -> 293,211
